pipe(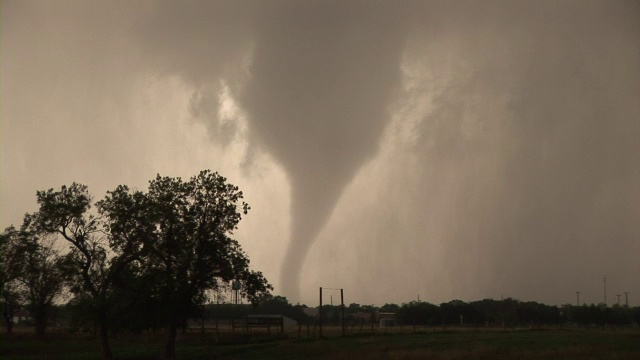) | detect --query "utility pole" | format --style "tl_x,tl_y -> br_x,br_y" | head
624,292 -> 629,307
319,287 -> 323,338
616,294 -> 621,305
604,276 -> 607,306
340,289 -> 345,336
576,292 -> 581,306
